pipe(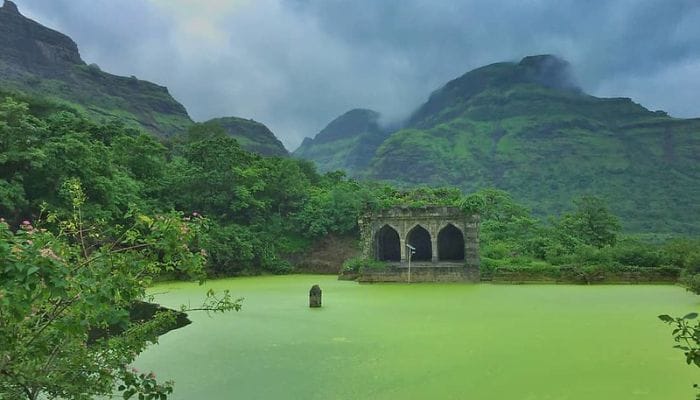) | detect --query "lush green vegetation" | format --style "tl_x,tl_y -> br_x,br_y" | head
0,95 -> 463,278
0,181 -> 240,400
203,117 -> 288,157
2,92 -> 700,398
462,188 -> 699,284
2,93 -> 699,283
0,60 -> 193,137
295,56 -> 700,235
293,108 -> 388,173
3,8 -> 698,398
